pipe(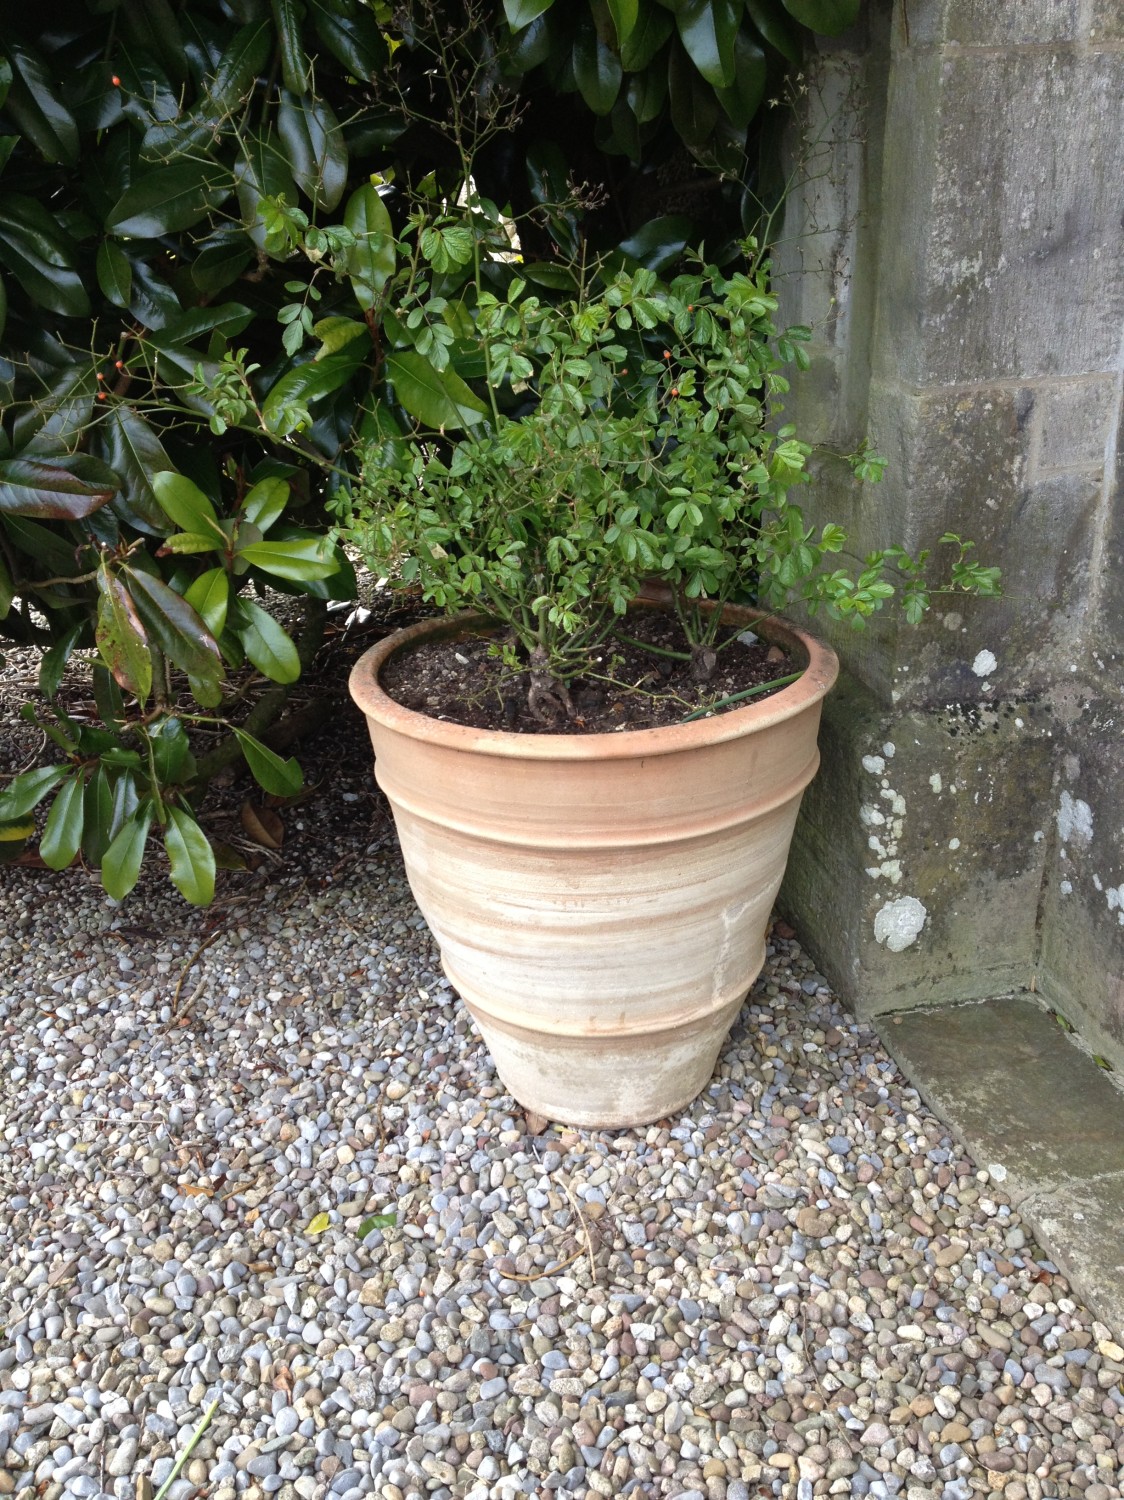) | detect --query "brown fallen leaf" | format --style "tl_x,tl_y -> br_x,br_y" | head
212,839 -> 249,871
241,800 -> 284,848
524,1109 -> 550,1135
182,1183 -> 215,1198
